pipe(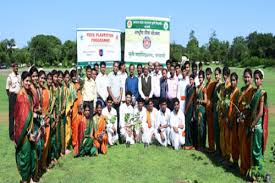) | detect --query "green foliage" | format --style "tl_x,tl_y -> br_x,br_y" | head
271,142 -> 275,164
